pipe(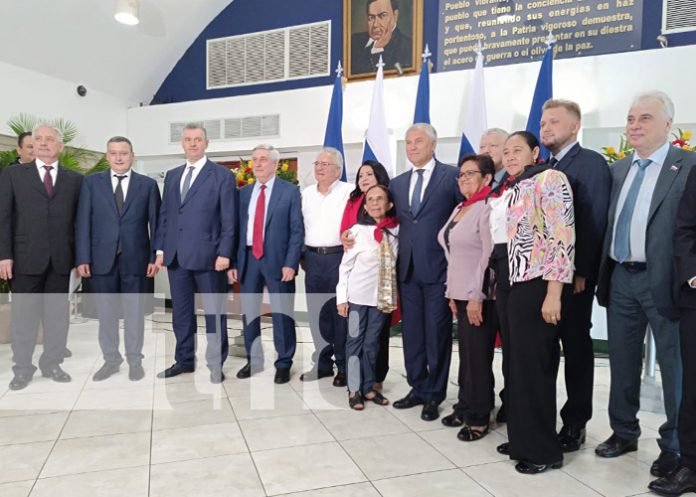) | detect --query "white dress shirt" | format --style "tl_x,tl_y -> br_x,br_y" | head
35,158 -> 58,186
407,158 -> 436,208
246,176 -> 276,246
489,189 -> 513,244
180,156 -> 207,194
549,140 -> 578,164
336,224 -> 399,306
302,180 -> 352,247
111,169 -> 131,200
